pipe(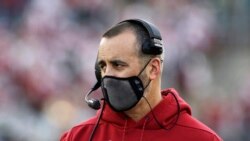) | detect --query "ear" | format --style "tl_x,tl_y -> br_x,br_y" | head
148,58 -> 161,80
